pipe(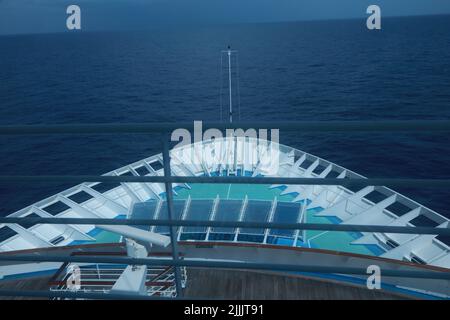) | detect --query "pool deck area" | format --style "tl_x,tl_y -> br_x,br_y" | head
90,183 -> 385,257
